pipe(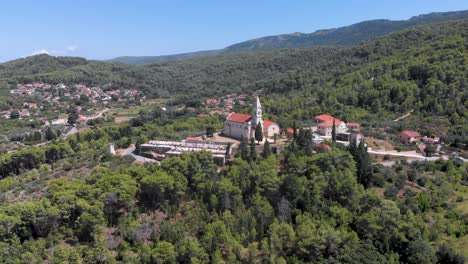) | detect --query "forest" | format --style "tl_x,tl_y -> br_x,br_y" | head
0,20 -> 466,131
0,118 -> 465,263
0,17 -> 466,263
